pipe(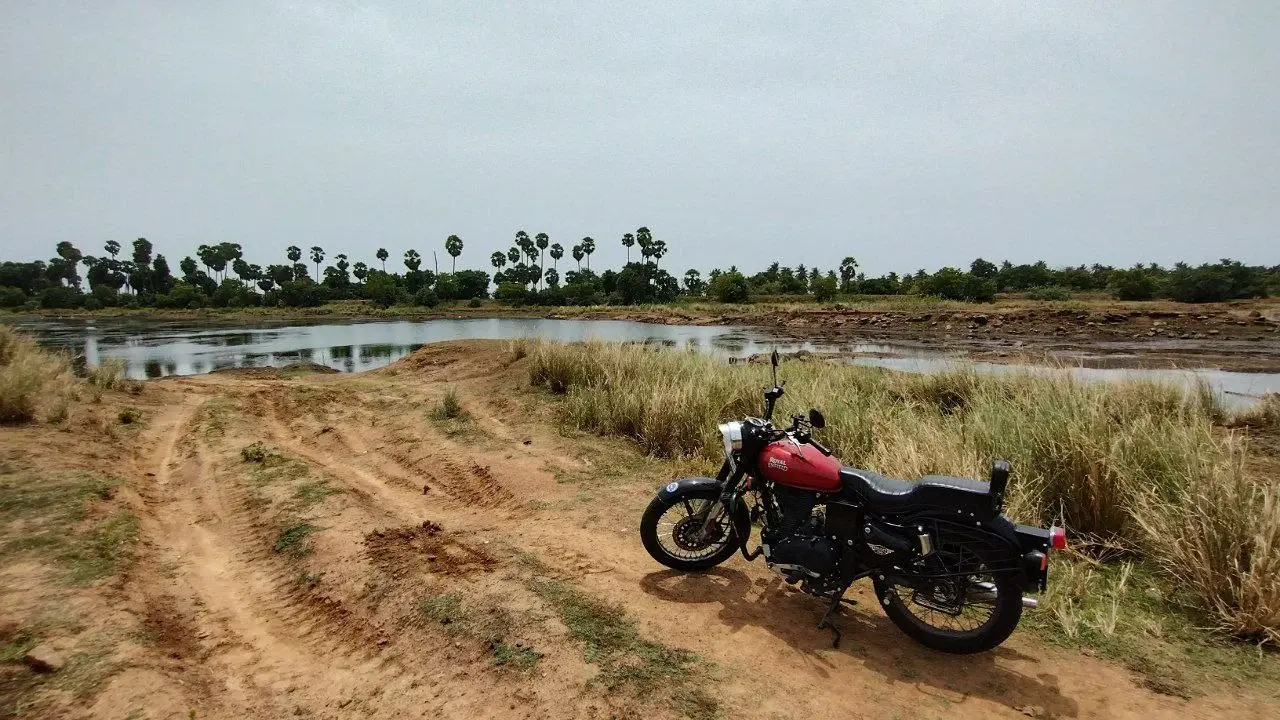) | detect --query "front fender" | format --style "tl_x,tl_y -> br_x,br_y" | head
657,476 -> 721,502
655,476 -> 751,546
